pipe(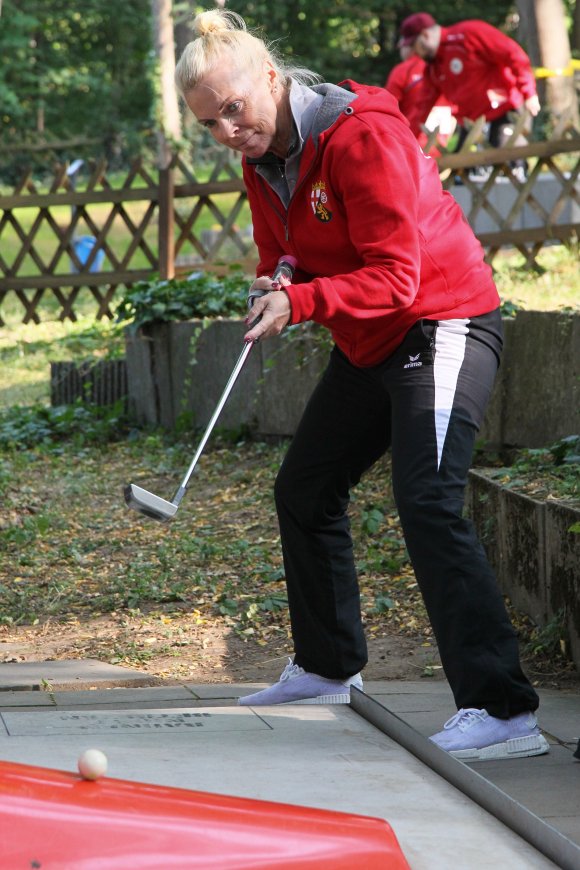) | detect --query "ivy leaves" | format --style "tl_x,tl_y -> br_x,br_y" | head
116,269 -> 251,333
